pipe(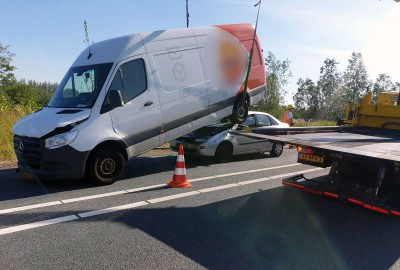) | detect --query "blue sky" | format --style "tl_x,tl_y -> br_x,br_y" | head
1,0 -> 399,103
